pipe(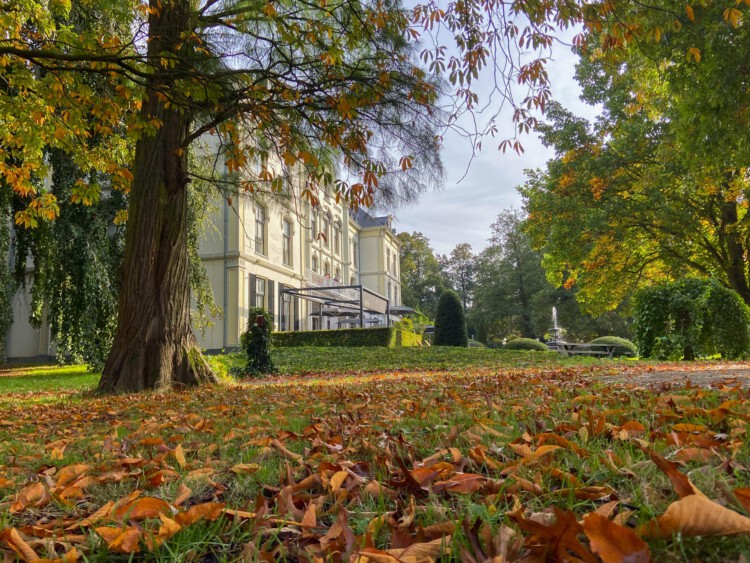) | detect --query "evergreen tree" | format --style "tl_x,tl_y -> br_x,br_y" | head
434,290 -> 468,347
